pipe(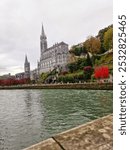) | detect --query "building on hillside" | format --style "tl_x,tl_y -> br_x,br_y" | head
38,25 -> 69,74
